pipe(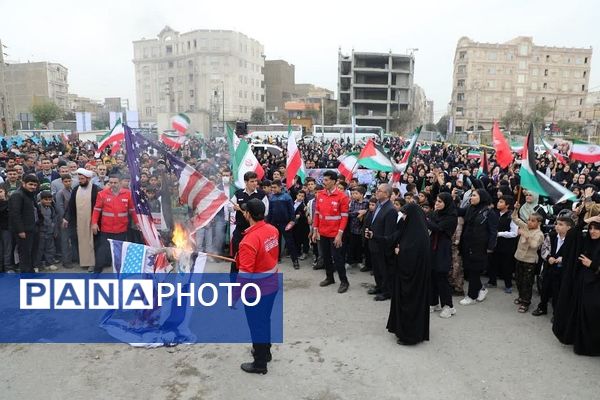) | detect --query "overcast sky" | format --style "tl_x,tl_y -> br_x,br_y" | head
1,0 -> 598,121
